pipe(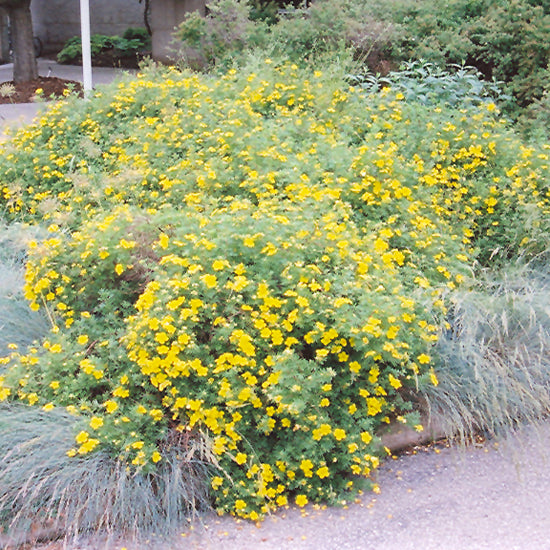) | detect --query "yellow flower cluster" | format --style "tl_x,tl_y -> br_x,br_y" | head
1,60 -> 549,518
